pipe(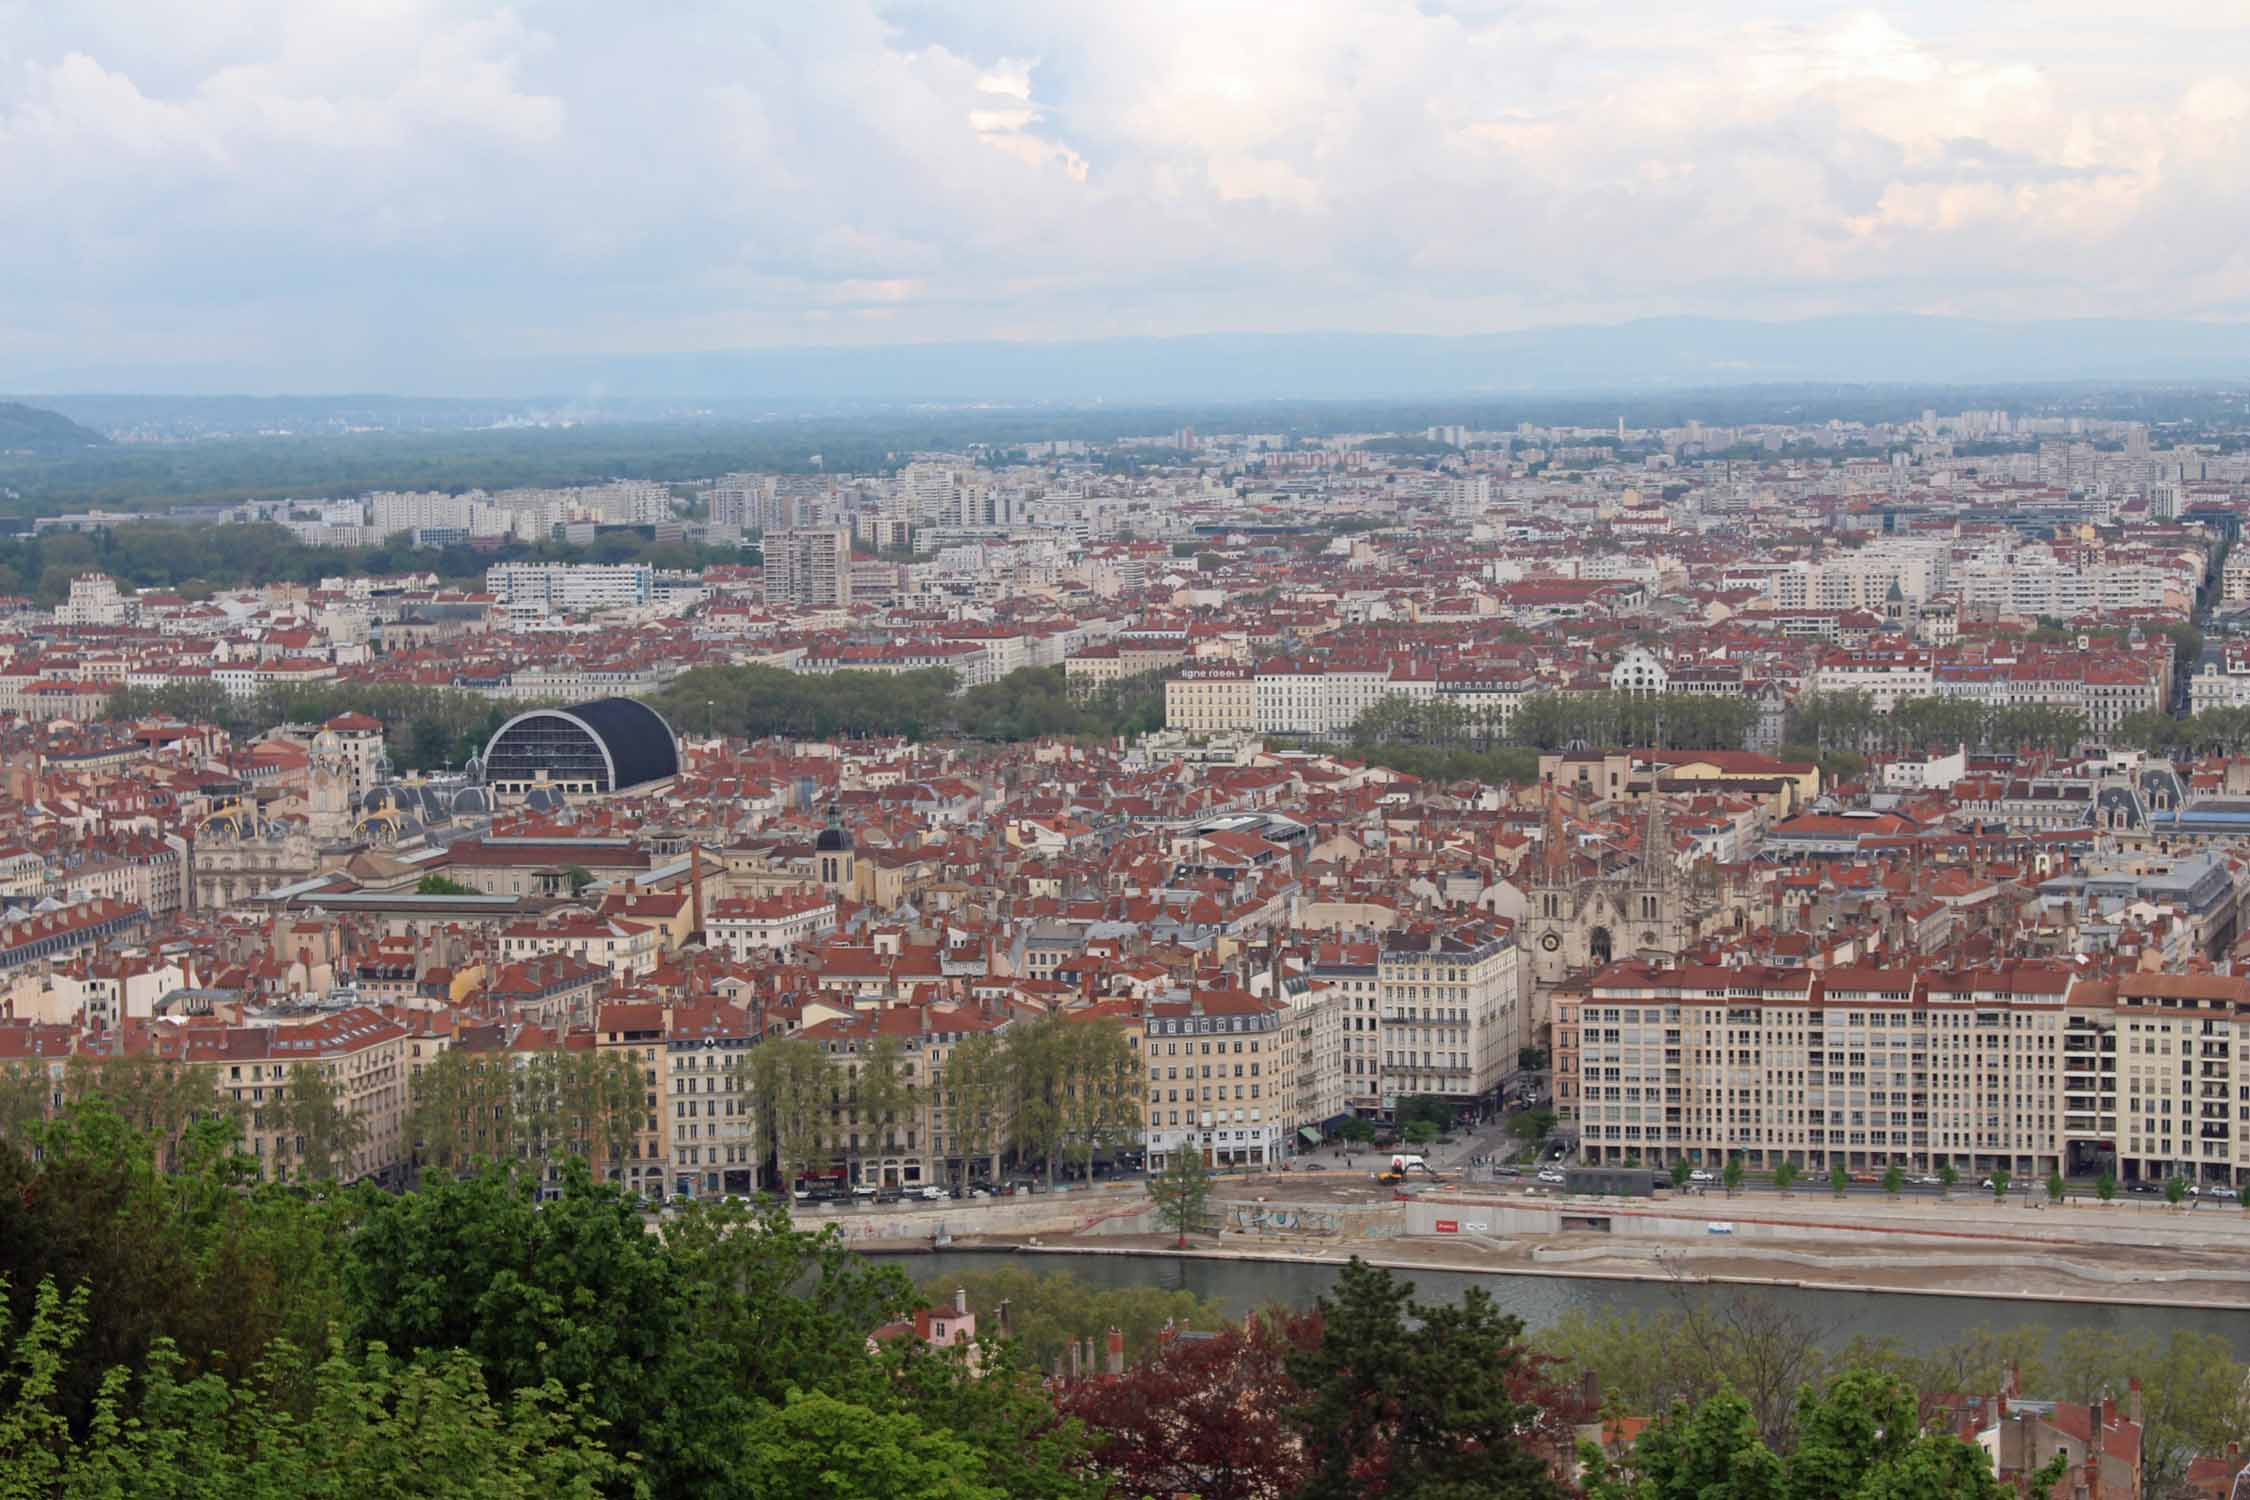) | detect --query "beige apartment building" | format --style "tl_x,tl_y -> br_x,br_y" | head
1557,963 -> 2250,1188
1376,923 -> 1527,1115
1164,665 -> 1256,735
200,1006 -> 410,1185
